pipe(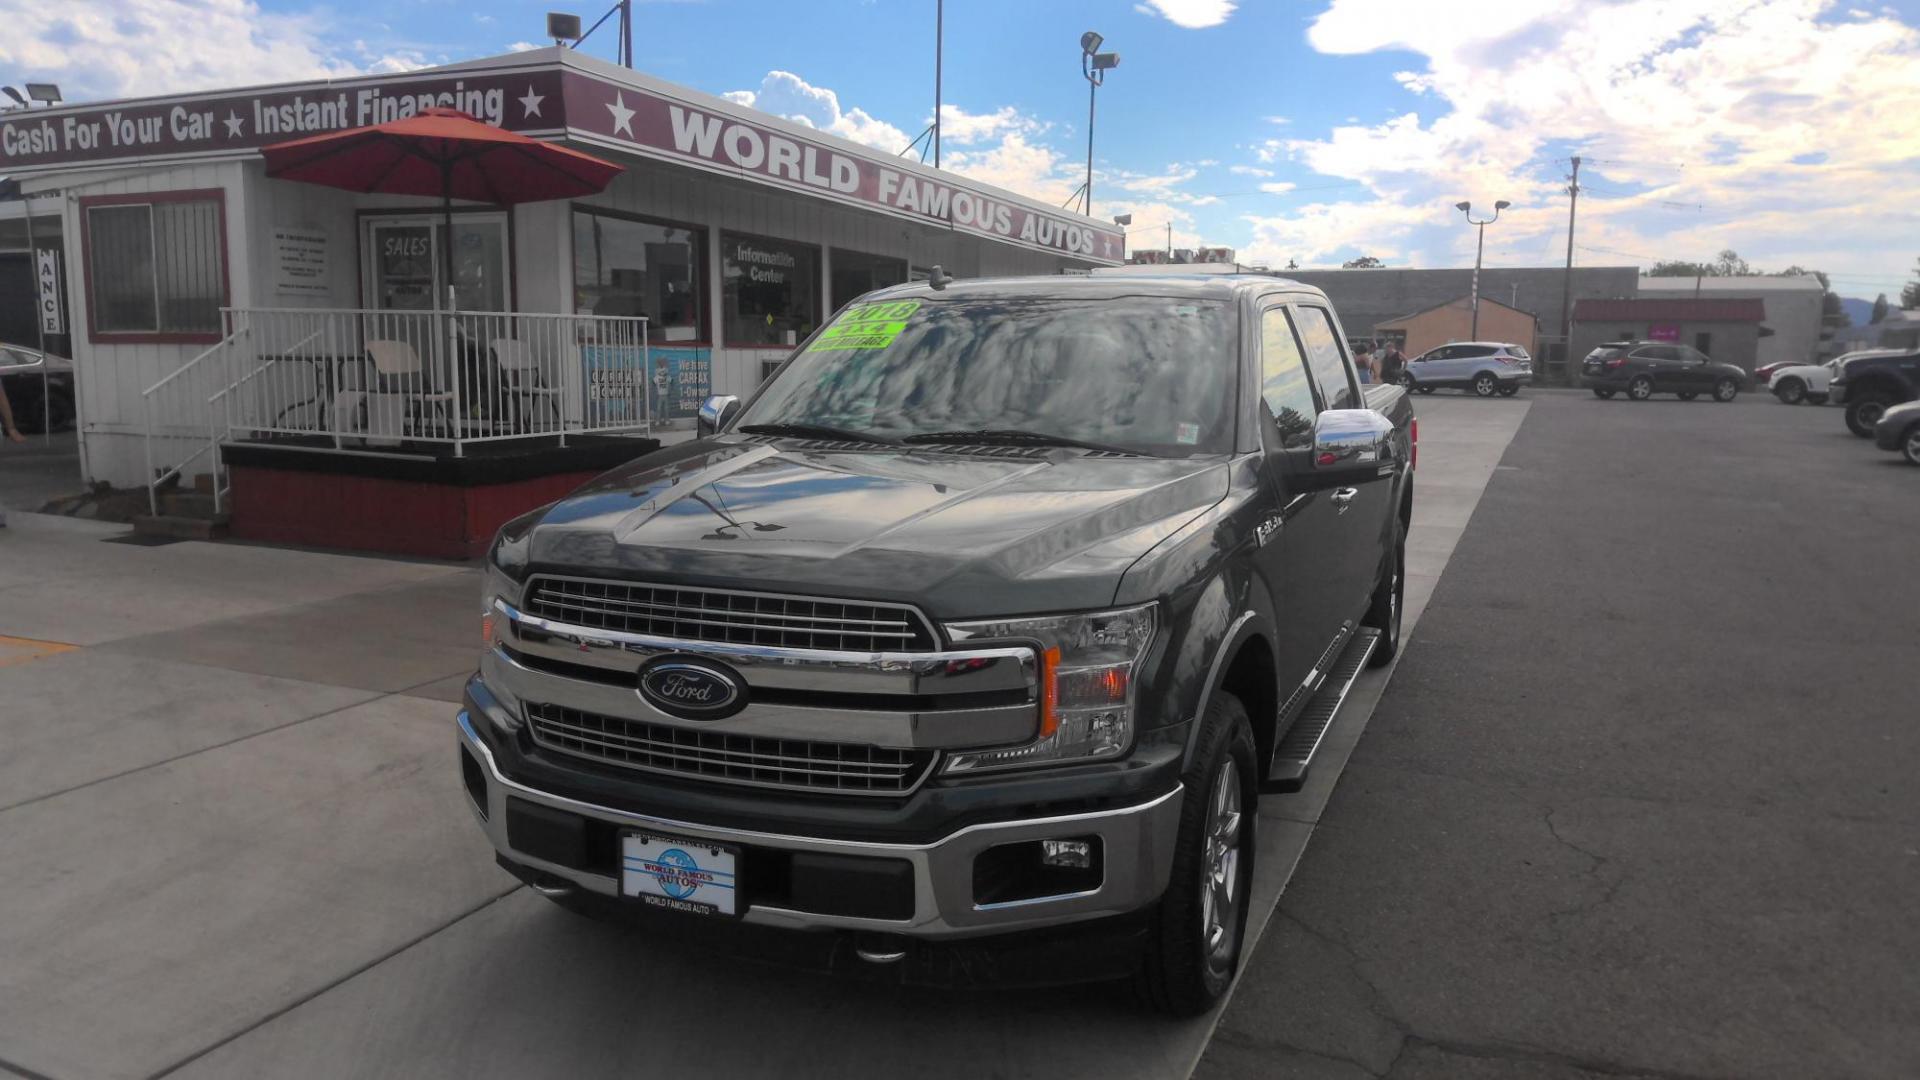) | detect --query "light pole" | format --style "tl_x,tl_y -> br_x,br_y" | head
1079,31 -> 1119,216
1456,199 -> 1509,340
